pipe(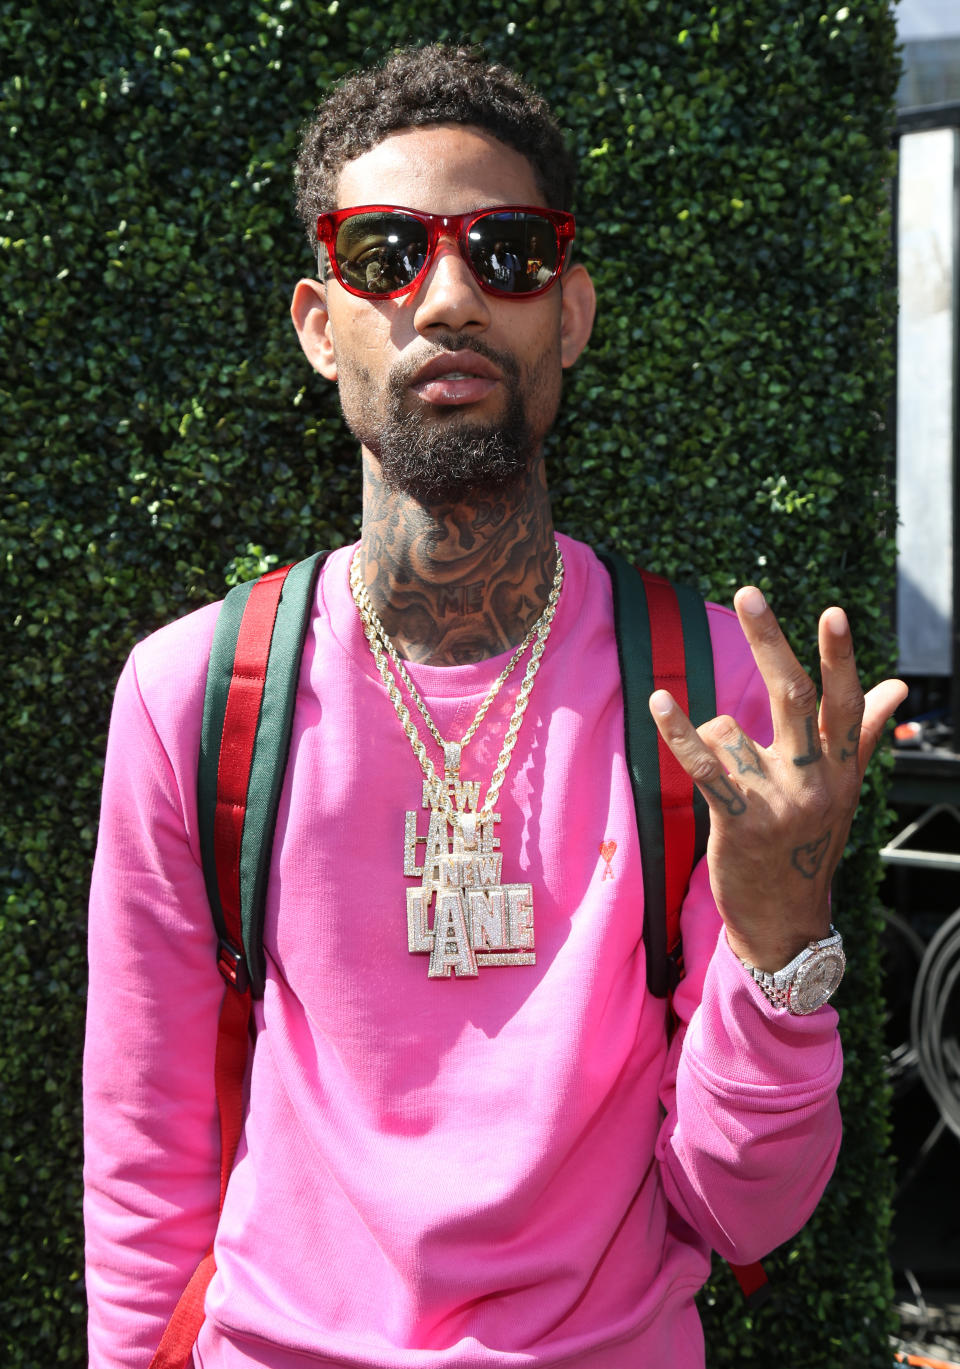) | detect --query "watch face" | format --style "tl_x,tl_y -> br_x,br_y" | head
788,948 -> 846,1015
